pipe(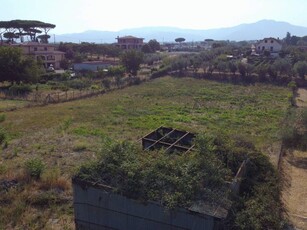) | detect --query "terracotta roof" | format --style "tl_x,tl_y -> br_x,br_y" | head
255,37 -> 282,45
